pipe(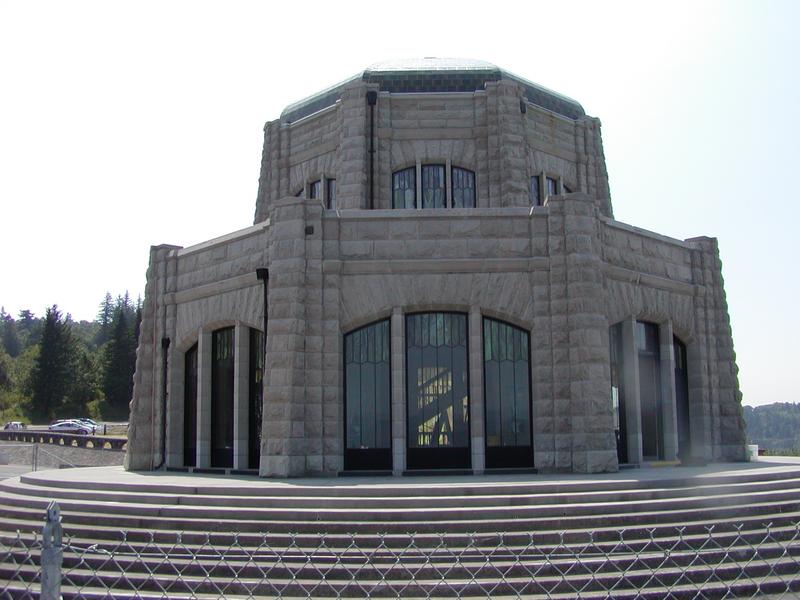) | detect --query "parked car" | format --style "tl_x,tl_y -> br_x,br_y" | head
77,418 -> 99,433
49,420 -> 91,435
3,421 -> 25,430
